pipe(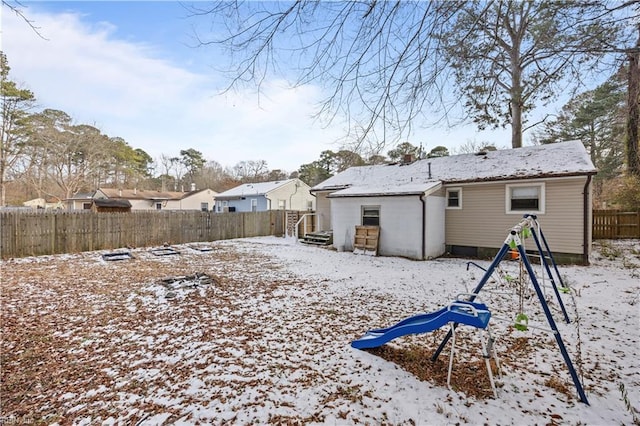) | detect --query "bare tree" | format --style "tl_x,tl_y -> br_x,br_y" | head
231,160 -> 269,182
190,1 -> 465,152
190,1 -> 623,151
1,1 -> 47,39
26,110 -> 112,200
158,154 -> 185,191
